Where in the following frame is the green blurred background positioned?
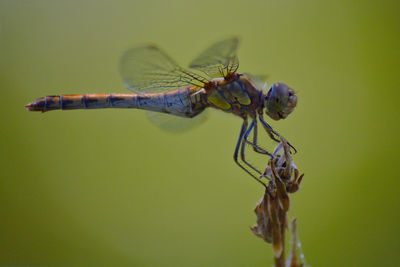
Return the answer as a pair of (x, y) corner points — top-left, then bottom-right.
(1, 0), (399, 266)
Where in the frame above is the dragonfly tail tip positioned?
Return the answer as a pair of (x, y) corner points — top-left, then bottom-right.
(24, 102), (34, 111)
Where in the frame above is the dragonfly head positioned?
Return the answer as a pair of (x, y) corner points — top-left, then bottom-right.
(264, 82), (297, 120)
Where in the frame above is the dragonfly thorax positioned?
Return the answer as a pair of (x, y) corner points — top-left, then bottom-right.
(203, 74), (263, 116)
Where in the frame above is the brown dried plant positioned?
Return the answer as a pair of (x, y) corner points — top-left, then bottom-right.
(251, 137), (306, 267)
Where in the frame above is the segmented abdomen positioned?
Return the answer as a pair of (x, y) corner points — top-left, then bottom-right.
(25, 87), (208, 118)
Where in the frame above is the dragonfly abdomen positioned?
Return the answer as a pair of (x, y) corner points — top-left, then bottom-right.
(25, 87), (207, 117)
(25, 94), (139, 112)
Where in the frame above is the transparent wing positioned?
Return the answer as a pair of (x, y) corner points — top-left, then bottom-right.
(120, 45), (209, 93)
(146, 110), (208, 133)
(244, 73), (269, 92)
(189, 37), (240, 78)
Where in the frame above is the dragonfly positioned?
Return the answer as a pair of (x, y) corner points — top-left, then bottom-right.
(25, 38), (297, 187)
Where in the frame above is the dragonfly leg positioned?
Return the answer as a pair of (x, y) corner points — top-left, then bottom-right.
(241, 120), (263, 175)
(258, 114), (280, 143)
(244, 118), (273, 156)
(233, 119), (266, 188)
(243, 118), (272, 156)
(259, 114), (297, 153)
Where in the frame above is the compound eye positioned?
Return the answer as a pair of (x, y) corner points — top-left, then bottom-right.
(288, 91), (293, 97)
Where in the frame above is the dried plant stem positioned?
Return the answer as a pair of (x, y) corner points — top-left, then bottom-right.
(274, 223), (286, 267)
(251, 138), (305, 267)
(288, 219), (300, 267)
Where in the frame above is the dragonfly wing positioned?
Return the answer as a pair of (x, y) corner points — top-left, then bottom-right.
(189, 37), (240, 78)
(146, 110), (208, 132)
(120, 45), (208, 93)
(244, 73), (269, 92)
